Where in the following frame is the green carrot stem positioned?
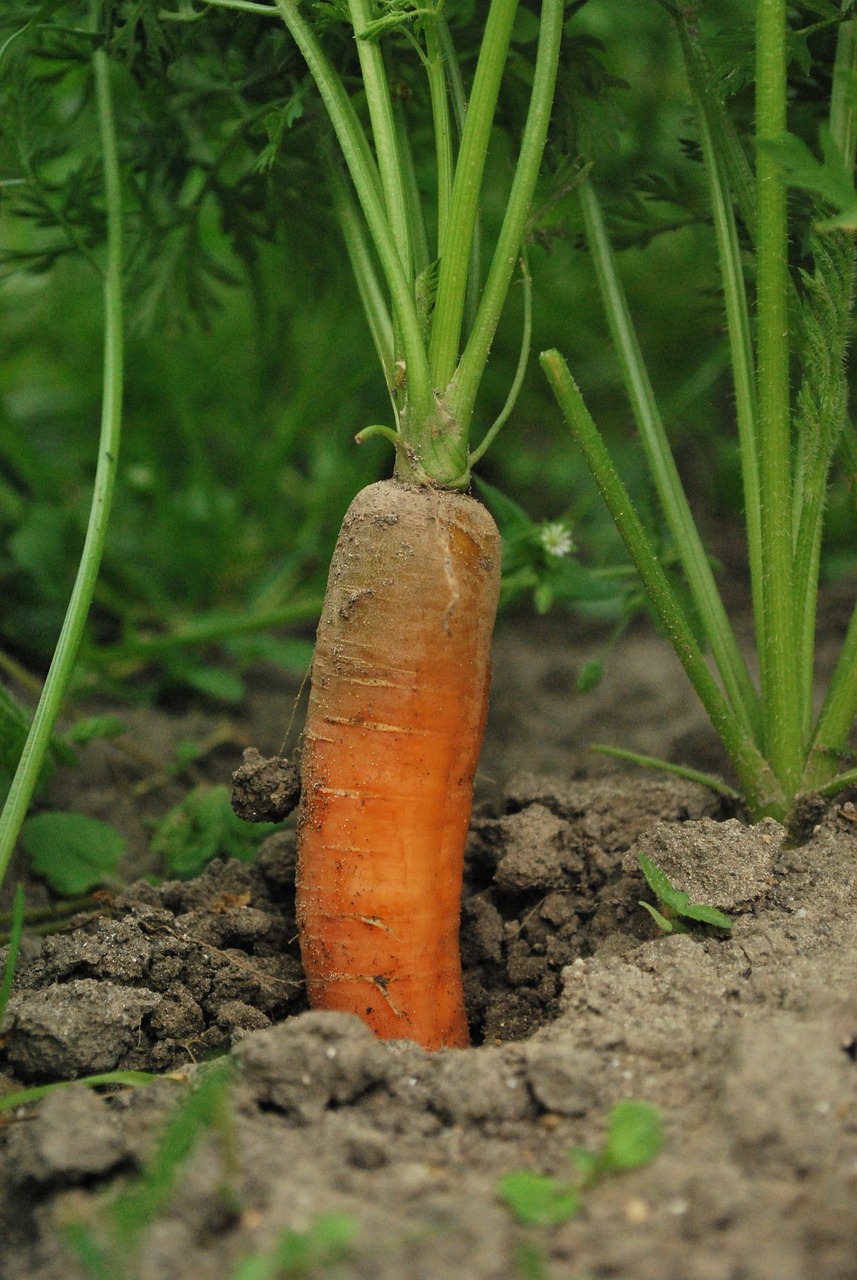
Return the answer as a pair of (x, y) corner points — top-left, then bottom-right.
(273, 0), (434, 429)
(468, 254), (532, 466)
(669, 7), (757, 240)
(577, 182), (762, 743)
(804, 593), (857, 789)
(437, 14), (481, 331)
(394, 103), (431, 280)
(830, 0), (857, 168)
(675, 22), (764, 652)
(754, 0), (803, 789)
(327, 155), (395, 391)
(541, 349), (784, 818)
(448, 0), (563, 435)
(425, 15), (454, 255)
(349, 0), (413, 283)
(428, 0), (519, 391)
(0, 47), (124, 891)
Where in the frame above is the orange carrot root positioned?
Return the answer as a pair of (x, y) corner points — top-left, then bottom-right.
(296, 479), (501, 1049)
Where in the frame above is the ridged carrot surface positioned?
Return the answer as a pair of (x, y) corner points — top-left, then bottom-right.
(296, 479), (501, 1049)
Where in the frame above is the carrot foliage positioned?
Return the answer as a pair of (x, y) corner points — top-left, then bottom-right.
(542, 1), (857, 825)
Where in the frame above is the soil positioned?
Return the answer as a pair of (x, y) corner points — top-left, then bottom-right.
(1, 609), (857, 1280)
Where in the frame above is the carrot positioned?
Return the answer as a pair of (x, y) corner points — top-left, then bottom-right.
(296, 478), (501, 1049)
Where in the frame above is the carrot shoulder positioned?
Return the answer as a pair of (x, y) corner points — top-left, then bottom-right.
(296, 479), (501, 1049)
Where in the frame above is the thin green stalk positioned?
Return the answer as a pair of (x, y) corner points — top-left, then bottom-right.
(273, 0), (434, 427)
(327, 153), (395, 390)
(394, 103), (431, 280)
(793, 4), (857, 751)
(447, 0), (563, 436)
(0, 46), (124, 890)
(755, 0), (803, 790)
(349, 0), (412, 283)
(468, 253), (532, 466)
(792, 232), (855, 739)
(804, 590), (857, 789)
(577, 182), (762, 743)
(541, 349), (783, 817)
(591, 746), (742, 801)
(830, 0), (857, 168)
(438, 14), (481, 331)
(0, 884), (24, 1030)
(428, 0), (519, 391)
(425, 15), (453, 255)
(667, 5), (757, 240)
(94, 595), (324, 666)
(674, 15), (764, 645)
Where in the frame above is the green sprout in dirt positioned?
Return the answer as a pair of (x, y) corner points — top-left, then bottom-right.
(637, 853), (733, 935)
(64, 1061), (236, 1280)
(499, 1099), (662, 1278)
(498, 1099), (664, 1226)
(542, 1), (857, 827)
(59, 1059), (356, 1280)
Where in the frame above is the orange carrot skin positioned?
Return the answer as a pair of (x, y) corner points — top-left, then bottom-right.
(296, 479), (501, 1050)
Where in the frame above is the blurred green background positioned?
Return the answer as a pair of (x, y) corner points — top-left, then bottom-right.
(0, 0), (853, 709)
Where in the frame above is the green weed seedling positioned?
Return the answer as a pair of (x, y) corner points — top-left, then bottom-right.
(150, 784), (280, 880)
(638, 853), (733, 935)
(230, 1214), (357, 1280)
(64, 1061), (235, 1280)
(499, 1099), (664, 1227)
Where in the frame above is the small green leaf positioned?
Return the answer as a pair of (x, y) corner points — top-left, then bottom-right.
(21, 812), (125, 895)
(512, 1240), (551, 1280)
(151, 785), (278, 879)
(497, 1171), (580, 1226)
(568, 1146), (600, 1180)
(638, 853), (679, 906)
(639, 900), (688, 934)
(534, 582), (554, 614)
(602, 1100), (663, 1172)
(677, 900), (733, 929)
(174, 662), (245, 704)
(63, 716), (127, 747)
(576, 658), (604, 693)
(638, 853), (732, 929)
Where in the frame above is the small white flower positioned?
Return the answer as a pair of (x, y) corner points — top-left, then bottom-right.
(539, 520), (573, 558)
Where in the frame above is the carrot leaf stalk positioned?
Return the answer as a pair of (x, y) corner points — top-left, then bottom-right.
(0, 42), (124, 888)
(542, 2), (857, 826)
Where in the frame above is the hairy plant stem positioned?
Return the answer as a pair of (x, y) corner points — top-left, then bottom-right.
(578, 182), (762, 743)
(541, 350), (783, 818)
(755, 0), (803, 792)
(0, 46), (124, 889)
